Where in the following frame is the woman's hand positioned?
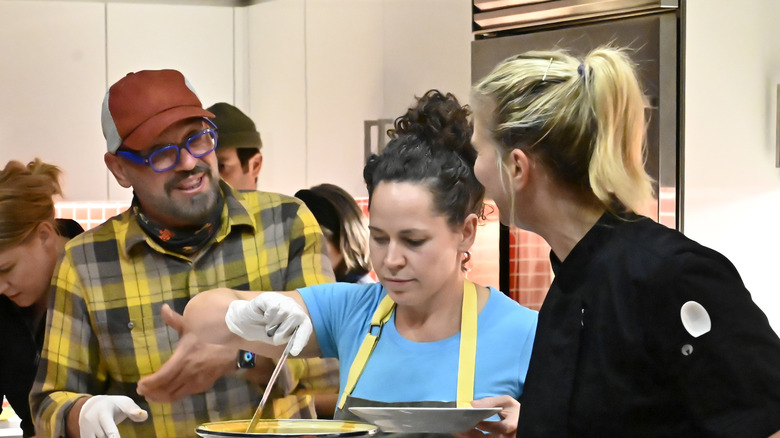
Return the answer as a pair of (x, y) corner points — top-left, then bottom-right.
(455, 395), (519, 438)
(225, 292), (312, 356)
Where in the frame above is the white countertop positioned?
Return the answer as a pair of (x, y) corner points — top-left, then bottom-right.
(0, 419), (22, 438)
(0, 408), (23, 438)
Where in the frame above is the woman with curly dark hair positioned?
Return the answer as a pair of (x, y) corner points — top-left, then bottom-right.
(171, 90), (538, 437)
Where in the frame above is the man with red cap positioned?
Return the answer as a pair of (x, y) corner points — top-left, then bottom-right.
(30, 69), (334, 438)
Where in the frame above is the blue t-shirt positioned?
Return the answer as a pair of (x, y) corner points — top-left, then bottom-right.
(298, 282), (538, 403)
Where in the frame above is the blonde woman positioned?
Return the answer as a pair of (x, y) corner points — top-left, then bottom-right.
(470, 47), (780, 437)
(0, 159), (83, 438)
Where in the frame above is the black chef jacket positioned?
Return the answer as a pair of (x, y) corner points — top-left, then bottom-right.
(0, 219), (83, 437)
(517, 213), (780, 437)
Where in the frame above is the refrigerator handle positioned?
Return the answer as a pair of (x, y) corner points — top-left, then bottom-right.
(364, 119), (394, 162)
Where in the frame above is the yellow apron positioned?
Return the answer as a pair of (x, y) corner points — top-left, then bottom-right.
(337, 280), (479, 410)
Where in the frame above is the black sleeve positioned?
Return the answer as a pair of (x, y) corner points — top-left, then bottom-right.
(660, 247), (780, 437)
(55, 218), (85, 239)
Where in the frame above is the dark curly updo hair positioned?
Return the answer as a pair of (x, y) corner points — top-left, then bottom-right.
(363, 89), (484, 228)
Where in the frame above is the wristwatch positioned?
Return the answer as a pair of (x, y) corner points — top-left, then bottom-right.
(237, 350), (256, 369)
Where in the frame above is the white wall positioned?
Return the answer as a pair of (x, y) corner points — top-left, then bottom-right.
(683, 0), (780, 331)
(381, 0), (472, 119)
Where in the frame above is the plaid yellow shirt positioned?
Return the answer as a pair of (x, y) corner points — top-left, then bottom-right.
(30, 183), (334, 437)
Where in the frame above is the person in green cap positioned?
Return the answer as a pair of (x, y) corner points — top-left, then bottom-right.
(208, 102), (263, 191)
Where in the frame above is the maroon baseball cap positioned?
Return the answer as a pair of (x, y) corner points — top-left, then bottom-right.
(101, 69), (214, 153)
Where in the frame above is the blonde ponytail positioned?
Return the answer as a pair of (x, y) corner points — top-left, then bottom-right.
(585, 48), (655, 213)
(473, 46), (655, 214)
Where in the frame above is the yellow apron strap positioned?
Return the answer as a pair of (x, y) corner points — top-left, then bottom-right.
(456, 280), (477, 408)
(337, 280), (479, 410)
(338, 295), (396, 409)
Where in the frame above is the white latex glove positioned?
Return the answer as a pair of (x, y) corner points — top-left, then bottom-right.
(225, 292), (312, 355)
(78, 395), (148, 438)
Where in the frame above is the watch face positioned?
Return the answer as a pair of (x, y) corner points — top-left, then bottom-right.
(238, 350), (256, 368)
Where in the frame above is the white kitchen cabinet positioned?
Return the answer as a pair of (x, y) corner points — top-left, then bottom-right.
(243, 0), (387, 198)
(303, 0), (384, 197)
(244, 0), (308, 196)
(0, 0), (106, 201)
(1, 0), (471, 201)
(380, 0), (472, 122)
(245, 0), (471, 198)
(0, 0), (235, 201)
(301, 0), (471, 198)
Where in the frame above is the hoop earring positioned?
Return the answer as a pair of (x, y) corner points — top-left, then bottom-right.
(461, 251), (472, 272)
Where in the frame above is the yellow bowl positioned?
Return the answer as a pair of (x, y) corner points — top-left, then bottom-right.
(195, 419), (378, 437)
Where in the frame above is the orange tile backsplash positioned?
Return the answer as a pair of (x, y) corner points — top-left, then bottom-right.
(55, 201), (131, 232)
(508, 229), (552, 311)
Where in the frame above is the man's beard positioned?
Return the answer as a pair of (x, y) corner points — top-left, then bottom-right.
(159, 164), (221, 225)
